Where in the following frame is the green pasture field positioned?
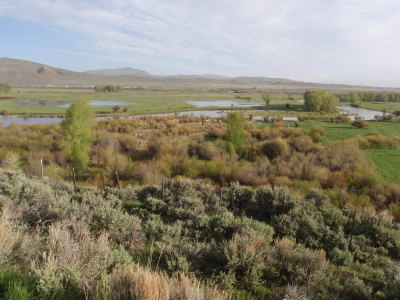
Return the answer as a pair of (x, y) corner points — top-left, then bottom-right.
(299, 119), (400, 141)
(0, 88), (303, 115)
(359, 102), (400, 113)
(365, 148), (400, 184)
(298, 119), (400, 184)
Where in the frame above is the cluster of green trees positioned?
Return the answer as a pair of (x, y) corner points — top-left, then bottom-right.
(94, 84), (122, 92)
(336, 91), (400, 103)
(304, 90), (339, 112)
(0, 82), (11, 93)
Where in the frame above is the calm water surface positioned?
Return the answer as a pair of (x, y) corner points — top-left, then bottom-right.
(2, 105), (383, 127)
(187, 100), (263, 107)
(57, 100), (135, 108)
(337, 105), (383, 120)
(0, 110), (298, 126)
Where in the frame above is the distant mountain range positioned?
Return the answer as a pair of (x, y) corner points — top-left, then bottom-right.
(85, 67), (151, 77)
(0, 57), (395, 90)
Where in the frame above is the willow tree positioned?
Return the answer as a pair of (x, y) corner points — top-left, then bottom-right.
(263, 94), (272, 109)
(225, 112), (245, 153)
(62, 99), (93, 174)
(304, 90), (338, 112)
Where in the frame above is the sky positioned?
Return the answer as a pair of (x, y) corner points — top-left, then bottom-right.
(0, 0), (400, 86)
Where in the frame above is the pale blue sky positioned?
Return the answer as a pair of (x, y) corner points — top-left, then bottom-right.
(1, 0), (400, 86)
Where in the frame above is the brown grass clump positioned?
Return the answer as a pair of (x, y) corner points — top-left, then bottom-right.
(0, 210), (16, 263)
(110, 264), (229, 300)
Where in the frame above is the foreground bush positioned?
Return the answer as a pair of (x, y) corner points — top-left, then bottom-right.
(0, 170), (399, 299)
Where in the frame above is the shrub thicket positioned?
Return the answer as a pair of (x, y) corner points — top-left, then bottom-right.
(0, 171), (399, 299)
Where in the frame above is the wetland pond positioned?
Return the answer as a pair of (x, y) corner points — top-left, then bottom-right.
(55, 99), (262, 108)
(0, 103), (384, 127)
(187, 100), (263, 107)
(57, 100), (135, 108)
(0, 110), (297, 127)
(338, 105), (383, 120)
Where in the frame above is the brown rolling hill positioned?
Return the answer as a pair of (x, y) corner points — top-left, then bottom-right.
(0, 57), (394, 91)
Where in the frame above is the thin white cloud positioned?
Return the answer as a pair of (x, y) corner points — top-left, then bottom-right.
(1, 0), (400, 84)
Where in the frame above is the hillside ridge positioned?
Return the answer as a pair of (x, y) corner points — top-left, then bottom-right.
(0, 57), (390, 89)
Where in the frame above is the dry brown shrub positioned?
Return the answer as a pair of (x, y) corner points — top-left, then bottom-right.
(352, 119), (368, 128)
(273, 238), (327, 285)
(302, 166), (329, 184)
(111, 265), (170, 300)
(368, 183), (400, 208)
(132, 163), (162, 185)
(326, 171), (348, 188)
(93, 145), (130, 175)
(232, 165), (264, 186)
(118, 134), (139, 153)
(283, 285), (310, 300)
(0, 210), (16, 263)
(110, 265), (229, 300)
(273, 121), (285, 127)
(308, 126), (325, 142)
(291, 135), (316, 153)
(207, 127), (225, 139)
(274, 176), (292, 187)
(263, 138), (289, 160)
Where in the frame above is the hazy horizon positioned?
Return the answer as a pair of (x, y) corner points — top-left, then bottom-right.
(1, 0), (400, 87)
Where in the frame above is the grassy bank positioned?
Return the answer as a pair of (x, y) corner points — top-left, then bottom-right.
(366, 147), (400, 184)
(358, 101), (400, 113)
(299, 119), (400, 141)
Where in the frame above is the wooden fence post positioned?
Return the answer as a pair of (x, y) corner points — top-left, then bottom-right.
(162, 174), (165, 201)
(40, 158), (44, 178)
(115, 172), (121, 190)
(349, 211), (356, 251)
(72, 168), (77, 193)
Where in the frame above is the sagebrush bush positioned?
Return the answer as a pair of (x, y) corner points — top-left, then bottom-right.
(0, 169), (399, 299)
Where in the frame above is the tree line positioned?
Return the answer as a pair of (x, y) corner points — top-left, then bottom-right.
(94, 84), (122, 92)
(336, 91), (400, 103)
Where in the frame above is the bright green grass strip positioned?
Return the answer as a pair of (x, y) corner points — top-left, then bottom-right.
(365, 147), (400, 184)
(359, 102), (400, 113)
(299, 120), (400, 141)
(299, 120), (400, 184)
